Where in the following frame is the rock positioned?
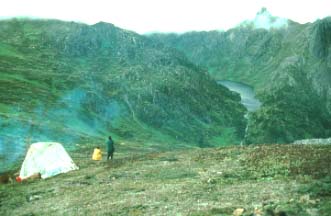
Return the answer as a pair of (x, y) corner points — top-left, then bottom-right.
(306, 208), (319, 216)
(299, 194), (310, 204)
(308, 199), (317, 205)
(26, 195), (42, 202)
(207, 178), (216, 184)
(310, 18), (331, 58)
(254, 208), (263, 216)
(233, 208), (245, 216)
(293, 137), (331, 145)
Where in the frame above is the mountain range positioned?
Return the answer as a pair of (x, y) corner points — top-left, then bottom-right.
(149, 9), (331, 144)
(1, 9), (331, 171)
(0, 18), (247, 170)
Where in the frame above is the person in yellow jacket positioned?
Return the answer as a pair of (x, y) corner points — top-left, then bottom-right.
(92, 147), (102, 161)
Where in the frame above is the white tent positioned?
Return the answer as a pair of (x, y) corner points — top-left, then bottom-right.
(19, 142), (79, 179)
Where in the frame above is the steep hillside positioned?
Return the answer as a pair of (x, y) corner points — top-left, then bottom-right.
(149, 11), (331, 144)
(0, 19), (247, 171)
(148, 9), (308, 88)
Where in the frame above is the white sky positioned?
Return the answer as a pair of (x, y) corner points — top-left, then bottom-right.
(0, 0), (330, 33)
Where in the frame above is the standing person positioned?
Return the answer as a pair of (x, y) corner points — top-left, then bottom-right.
(106, 136), (115, 160)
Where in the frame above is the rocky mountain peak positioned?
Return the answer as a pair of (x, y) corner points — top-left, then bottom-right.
(252, 7), (288, 30)
(311, 17), (331, 58)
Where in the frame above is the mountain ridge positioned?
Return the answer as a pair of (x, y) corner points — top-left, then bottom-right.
(0, 18), (247, 171)
(148, 15), (331, 144)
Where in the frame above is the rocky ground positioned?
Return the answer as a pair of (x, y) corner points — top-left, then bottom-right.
(1, 144), (331, 215)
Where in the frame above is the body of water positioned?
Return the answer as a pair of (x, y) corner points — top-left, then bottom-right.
(218, 80), (261, 112)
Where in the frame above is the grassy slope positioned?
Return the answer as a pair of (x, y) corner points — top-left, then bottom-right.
(0, 19), (246, 146)
(0, 18), (248, 172)
(1, 144), (331, 215)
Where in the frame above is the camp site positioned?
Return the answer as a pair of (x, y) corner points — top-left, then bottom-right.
(1, 140), (331, 215)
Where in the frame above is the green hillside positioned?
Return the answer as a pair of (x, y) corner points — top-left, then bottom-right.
(0, 19), (247, 171)
(149, 12), (331, 144)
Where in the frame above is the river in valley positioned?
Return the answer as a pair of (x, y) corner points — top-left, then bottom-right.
(218, 80), (262, 112)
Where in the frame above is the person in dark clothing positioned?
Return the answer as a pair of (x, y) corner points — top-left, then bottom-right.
(106, 136), (115, 160)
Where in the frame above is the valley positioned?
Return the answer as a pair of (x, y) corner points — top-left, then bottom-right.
(151, 12), (331, 145)
(0, 7), (331, 216)
(1, 12), (331, 170)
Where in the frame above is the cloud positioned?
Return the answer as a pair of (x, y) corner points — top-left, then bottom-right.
(1, 0), (329, 33)
(252, 7), (288, 30)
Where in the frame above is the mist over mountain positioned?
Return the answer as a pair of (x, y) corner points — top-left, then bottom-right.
(149, 10), (331, 144)
(0, 19), (247, 170)
(1, 8), (331, 172)
(1, 8), (331, 216)
(241, 7), (289, 30)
